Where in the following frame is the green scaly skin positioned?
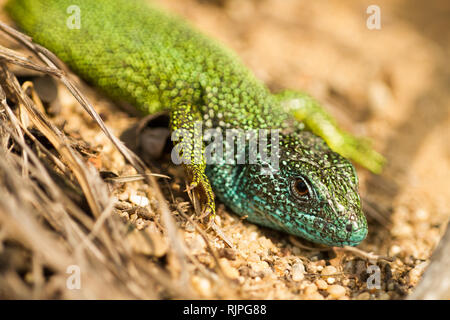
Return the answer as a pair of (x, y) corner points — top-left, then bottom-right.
(6, 0), (384, 246)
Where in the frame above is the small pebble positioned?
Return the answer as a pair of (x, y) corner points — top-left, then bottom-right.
(248, 241), (261, 253)
(315, 279), (328, 290)
(321, 265), (337, 276)
(118, 211), (129, 219)
(249, 232), (258, 241)
(389, 245), (402, 256)
(391, 223), (413, 238)
(249, 261), (270, 276)
(414, 208), (429, 221)
(292, 246), (302, 256)
(408, 262), (428, 286)
(305, 292), (324, 300)
(248, 253), (261, 262)
(188, 234), (207, 254)
(326, 277), (336, 284)
(356, 292), (371, 300)
(258, 236), (273, 249)
(291, 261), (305, 282)
(219, 248), (237, 260)
(327, 285), (346, 299)
(304, 284), (318, 295)
(135, 218), (145, 230)
(220, 258), (240, 279)
(129, 194), (149, 207)
(273, 260), (289, 277)
(115, 201), (132, 210)
(317, 260), (326, 266)
(118, 191), (129, 201)
(191, 276), (212, 297)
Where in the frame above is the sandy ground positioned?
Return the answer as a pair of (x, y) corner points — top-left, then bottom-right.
(0, 0), (448, 299)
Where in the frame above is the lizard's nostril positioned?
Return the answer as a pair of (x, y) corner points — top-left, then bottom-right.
(346, 223), (353, 232)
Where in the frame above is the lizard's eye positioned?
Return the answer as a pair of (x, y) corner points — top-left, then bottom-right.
(291, 177), (311, 201)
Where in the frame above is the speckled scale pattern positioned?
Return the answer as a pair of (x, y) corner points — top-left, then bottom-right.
(7, 0), (285, 129)
(7, 0), (368, 246)
(207, 130), (367, 246)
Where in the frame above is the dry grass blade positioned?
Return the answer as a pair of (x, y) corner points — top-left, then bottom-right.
(3, 21), (191, 286)
(0, 63), (108, 219)
(0, 21), (196, 299)
(105, 173), (171, 183)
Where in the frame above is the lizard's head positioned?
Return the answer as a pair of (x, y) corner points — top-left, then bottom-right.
(242, 130), (367, 246)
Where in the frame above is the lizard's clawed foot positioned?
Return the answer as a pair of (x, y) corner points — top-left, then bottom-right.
(185, 167), (216, 220)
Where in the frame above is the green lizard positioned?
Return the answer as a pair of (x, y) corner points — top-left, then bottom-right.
(6, 0), (384, 246)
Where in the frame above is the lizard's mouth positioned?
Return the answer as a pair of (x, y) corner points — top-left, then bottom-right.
(345, 224), (368, 246)
(287, 212), (368, 247)
(247, 205), (367, 246)
(311, 215), (368, 247)
(330, 226), (367, 247)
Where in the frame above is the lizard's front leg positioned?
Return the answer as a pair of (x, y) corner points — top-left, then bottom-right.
(170, 104), (216, 219)
(275, 90), (385, 174)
